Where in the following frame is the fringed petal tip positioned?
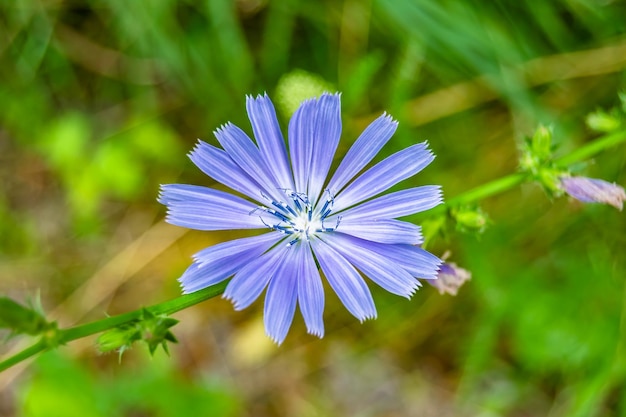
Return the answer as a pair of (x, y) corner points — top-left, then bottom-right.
(213, 122), (233, 137)
(379, 111), (399, 127)
(187, 138), (207, 158)
(433, 185), (445, 203)
(357, 312), (378, 324)
(307, 327), (325, 339)
(414, 257), (444, 281)
(179, 281), (194, 295)
(221, 293), (245, 311)
(420, 141), (436, 161)
(404, 280), (423, 299)
(157, 184), (175, 205)
(245, 91), (270, 101)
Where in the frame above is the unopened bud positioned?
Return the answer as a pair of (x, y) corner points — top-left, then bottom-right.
(586, 110), (621, 132)
(531, 125), (553, 160)
(560, 176), (625, 210)
(429, 262), (472, 296)
(452, 206), (488, 233)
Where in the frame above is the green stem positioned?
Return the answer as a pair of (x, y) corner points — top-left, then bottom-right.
(555, 130), (626, 167)
(433, 128), (626, 213)
(0, 339), (48, 372)
(2, 129), (626, 374)
(444, 173), (528, 208)
(0, 281), (228, 372)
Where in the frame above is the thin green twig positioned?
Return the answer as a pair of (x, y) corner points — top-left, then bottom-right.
(0, 281), (228, 372)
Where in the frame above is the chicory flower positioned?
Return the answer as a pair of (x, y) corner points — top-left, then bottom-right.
(159, 93), (443, 344)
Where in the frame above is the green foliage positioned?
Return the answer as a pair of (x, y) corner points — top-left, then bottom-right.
(0, 297), (53, 336)
(19, 352), (242, 417)
(459, 209), (626, 416)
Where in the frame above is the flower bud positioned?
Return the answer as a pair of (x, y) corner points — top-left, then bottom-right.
(559, 176), (625, 210)
(429, 262), (472, 296)
(530, 125), (553, 160)
(97, 326), (141, 353)
(586, 110), (621, 133)
(452, 206), (488, 233)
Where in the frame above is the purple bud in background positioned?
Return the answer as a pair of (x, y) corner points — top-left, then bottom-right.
(429, 263), (471, 296)
(559, 176), (625, 210)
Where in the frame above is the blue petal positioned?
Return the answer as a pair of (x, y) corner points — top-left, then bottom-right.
(311, 239), (377, 322)
(331, 234), (441, 279)
(296, 242), (324, 337)
(223, 245), (287, 310)
(264, 248), (299, 345)
(246, 94), (295, 191)
(159, 184), (263, 230)
(288, 98), (317, 194)
(334, 185), (443, 220)
(326, 113), (398, 195)
(214, 123), (284, 203)
(336, 219), (423, 245)
(322, 235), (420, 298)
(332, 142), (435, 213)
(193, 232), (283, 267)
(189, 141), (264, 202)
(307, 93), (342, 205)
(181, 233), (284, 293)
(178, 262), (231, 294)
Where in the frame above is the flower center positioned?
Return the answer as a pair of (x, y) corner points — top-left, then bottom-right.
(252, 189), (341, 246)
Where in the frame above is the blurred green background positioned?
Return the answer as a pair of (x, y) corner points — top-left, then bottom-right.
(1, 0), (626, 416)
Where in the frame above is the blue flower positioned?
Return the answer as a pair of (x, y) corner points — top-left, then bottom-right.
(159, 93), (443, 344)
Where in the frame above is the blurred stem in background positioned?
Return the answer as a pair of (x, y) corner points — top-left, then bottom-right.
(1, 127), (624, 373)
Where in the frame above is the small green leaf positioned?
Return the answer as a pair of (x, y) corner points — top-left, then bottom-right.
(96, 309), (179, 359)
(0, 297), (53, 336)
(141, 312), (179, 357)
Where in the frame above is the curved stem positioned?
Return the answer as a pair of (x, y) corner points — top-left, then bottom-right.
(555, 130), (626, 166)
(0, 281), (228, 373)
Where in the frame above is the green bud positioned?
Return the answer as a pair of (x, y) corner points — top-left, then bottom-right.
(586, 110), (621, 132)
(452, 206), (489, 233)
(96, 310), (179, 359)
(97, 325), (141, 353)
(530, 125), (552, 161)
(519, 152), (539, 175)
(0, 297), (53, 336)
